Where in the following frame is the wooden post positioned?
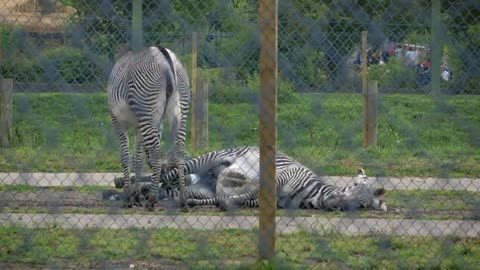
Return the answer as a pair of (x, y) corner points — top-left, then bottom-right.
(131, 0), (143, 51)
(430, 0), (441, 96)
(191, 32), (199, 151)
(367, 80), (378, 146)
(196, 79), (209, 149)
(361, 31), (369, 148)
(0, 78), (13, 147)
(259, 0), (278, 260)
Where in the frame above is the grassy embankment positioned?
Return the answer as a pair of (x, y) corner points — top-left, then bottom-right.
(0, 92), (479, 177)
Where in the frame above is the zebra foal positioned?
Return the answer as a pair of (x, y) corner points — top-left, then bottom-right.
(107, 46), (191, 209)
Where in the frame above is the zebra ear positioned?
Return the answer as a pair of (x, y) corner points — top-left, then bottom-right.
(357, 168), (366, 176)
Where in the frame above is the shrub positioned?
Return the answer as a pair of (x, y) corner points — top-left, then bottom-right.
(0, 24), (19, 55)
(208, 73), (303, 104)
(0, 54), (44, 82)
(368, 57), (417, 92)
(37, 47), (108, 84)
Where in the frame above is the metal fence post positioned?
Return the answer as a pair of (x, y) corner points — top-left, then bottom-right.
(431, 0), (441, 96)
(197, 79), (209, 149)
(361, 30), (369, 148)
(191, 32), (198, 152)
(259, 0), (278, 261)
(0, 78), (13, 147)
(131, 0), (143, 51)
(367, 80), (378, 146)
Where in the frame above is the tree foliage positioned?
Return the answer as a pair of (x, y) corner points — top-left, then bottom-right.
(51, 0), (479, 92)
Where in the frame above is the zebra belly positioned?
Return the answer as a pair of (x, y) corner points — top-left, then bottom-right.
(216, 153), (260, 197)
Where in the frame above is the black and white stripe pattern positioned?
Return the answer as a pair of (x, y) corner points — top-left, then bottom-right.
(158, 146), (387, 211)
(107, 46), (191, 208)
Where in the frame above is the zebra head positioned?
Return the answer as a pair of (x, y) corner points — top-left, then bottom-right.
(342, 168), (387, 211)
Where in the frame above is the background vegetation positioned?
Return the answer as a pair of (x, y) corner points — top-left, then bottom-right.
(1, 0), (479, 93)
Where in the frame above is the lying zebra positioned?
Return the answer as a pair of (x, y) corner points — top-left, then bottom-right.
(111, 146), (387, 211)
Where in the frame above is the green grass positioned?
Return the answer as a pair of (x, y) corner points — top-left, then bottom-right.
(0, 226), (479, 269)
(0, 92), (479, 177)
(387, 190), (480, 211)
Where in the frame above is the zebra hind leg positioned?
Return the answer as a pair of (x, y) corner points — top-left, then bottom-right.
(111, 117), (138, 207)
(186, 198), (219, 208)
(132, 129), (147, 205)
(139, 127), (163, 211)
(185, 197), (248, 211)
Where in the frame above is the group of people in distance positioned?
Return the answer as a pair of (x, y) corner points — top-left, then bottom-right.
(355, 41), (453, 87)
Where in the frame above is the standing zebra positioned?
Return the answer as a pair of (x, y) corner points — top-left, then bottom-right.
(107, 46), (191, 209)
(113, 146), (387, 211)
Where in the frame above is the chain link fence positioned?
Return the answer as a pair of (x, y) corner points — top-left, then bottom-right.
(0, 0), (479, 268)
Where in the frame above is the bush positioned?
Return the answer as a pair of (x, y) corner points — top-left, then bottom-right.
(1, 47), (109, 84)
(281, 48), (328, 91)
(0, 24), (19, 56)
(368, 57), (417, 92)
(0, 54), (44, 82)
(37, 47), (108, 84)
(208, 73), (303, 104)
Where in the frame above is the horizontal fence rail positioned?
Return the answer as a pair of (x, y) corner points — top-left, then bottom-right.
(1, 173), (479, 191)
(1, 214), (479, 238)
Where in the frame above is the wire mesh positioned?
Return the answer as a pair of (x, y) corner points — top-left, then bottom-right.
(0, 0), (479, 269)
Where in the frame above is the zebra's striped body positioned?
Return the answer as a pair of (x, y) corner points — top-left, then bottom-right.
(107, 46), (191, 209)
(157, 146), (387, 211)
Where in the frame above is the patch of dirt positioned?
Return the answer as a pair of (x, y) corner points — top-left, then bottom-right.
(0, 189), (478, 219)
(0, 191), (103, 208)
(0, 189), (214, 212)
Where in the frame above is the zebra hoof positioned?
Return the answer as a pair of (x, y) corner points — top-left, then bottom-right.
(114, 177), (124, 189)
(144, 196), (157, 211)
(122, 197), (134, 208)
